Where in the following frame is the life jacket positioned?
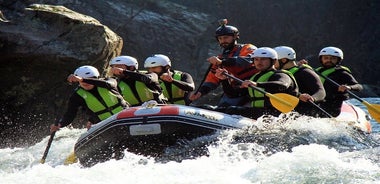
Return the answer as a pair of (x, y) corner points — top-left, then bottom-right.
(118, 80), (154, 106)
(248, 70), (297, 108)
(219, 44), (257, 92)
(76, 87), (124, 121)
(160, 70), (186, 105)
(315, 66), (351, 84)
(288, 64), (313, 75)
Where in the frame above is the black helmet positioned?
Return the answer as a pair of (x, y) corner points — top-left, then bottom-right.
(215, 19), (239, 39)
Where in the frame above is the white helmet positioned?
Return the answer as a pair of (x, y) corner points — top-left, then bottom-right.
(74, 65), (100, 78)
(144, 54), (171, 68)
(274, 46), (296, 60)
(319, 46), (344, 60)
(110, 56), (138, 68)
(252, 47), (278, 60)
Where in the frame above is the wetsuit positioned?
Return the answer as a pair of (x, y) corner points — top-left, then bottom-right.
(160, 69), (195, 105)
(225, 69), (299, 119)
(198, 43), (258, 107)
(57, 78), (128, 127)
(288, 65), (326, 117)
(316, 65), (362, 117)
(118, 70), (166, 106)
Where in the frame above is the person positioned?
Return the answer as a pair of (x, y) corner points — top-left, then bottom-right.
(109, 55), (166, 106)
(274, 46), (326, 117)
(315, 46), (363, 117)
(189, 19), (258, 107)
(144, 54), (195, 105)
(221, 47), (299, 119)
(50, 65), (128, 132)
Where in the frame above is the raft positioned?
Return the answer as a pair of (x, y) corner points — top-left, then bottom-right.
(73, 101), (371, 167)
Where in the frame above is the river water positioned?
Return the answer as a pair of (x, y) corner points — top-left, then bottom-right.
(1, 98), (380, 184)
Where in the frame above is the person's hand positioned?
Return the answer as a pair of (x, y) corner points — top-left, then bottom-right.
(111, 67), (124, 76)
(50, 124), (61, 133)
(297, 59), (308, 66)
(67, 74), (82, 83)
(215, 68), (228, 80)
(86, 121), (92, 130)
(207, 56), (222, 65)
(240, 80), (256, 88)
(299, 93), (314, 102)
(160, 73), (173, 82)
(189, 91), (202, 101)
(338, 85), (351, 92)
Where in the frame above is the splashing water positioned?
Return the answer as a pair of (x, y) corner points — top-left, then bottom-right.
(1, 99), (380, 184)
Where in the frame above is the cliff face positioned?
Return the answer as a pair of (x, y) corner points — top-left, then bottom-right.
(0, 0), (379, 147)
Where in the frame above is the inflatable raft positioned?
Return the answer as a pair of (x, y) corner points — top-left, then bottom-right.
(73, 101), (371, 167)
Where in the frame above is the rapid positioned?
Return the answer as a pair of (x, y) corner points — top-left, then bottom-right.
(1, 98), (380, 184)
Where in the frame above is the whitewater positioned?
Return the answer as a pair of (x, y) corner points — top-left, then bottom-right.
(1, 98), (379, 184)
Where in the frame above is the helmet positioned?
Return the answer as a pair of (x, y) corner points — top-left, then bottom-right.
(319, 46), (344, 60)
(144, 54), (171, 68)
(252, 47), (278, 60)
(274, 46), (296, 60)
(74, 65), (100, 78)
(110, 56), (138, 68)
(215, 19), (239, 38)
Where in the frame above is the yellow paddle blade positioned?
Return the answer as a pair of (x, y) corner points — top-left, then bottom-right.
(363, 102), (380, 123)
(267, 93), (299, 113)
(64, 152), (78, 165)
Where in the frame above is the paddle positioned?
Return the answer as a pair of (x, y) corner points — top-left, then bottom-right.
(193, 63), (212, 95)
(308, 100), (333, 118)
(222, 72), (299, 113)
(40, 128), (57, 164)
(315, 70), (380, 123)
(64, 151), (78, 165)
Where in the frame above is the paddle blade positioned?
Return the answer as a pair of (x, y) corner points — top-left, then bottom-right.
(64, 151), (78, 165)
(363, 102), (380, 123)
(267, 93), (299, 113)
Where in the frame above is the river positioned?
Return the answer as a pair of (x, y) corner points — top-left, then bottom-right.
(1, 98), (379, 184)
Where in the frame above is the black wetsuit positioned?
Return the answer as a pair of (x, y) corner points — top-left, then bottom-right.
(290, 66), (326, 117)
(317, 66), (362, 117)
(159, 69), (195, 105)
(119, 70), (166, 105)
(57, 78), (128, 127)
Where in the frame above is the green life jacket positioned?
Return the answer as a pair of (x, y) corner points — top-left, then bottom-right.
(248, 70), (297, 108)
(288, 64), (313, 75)
(248, 71), (274, 108)
(76, 87), (123, 121)
(160, 70), (186, 105)
(315, 66), (351, 84)
(118, 80), (154, 106)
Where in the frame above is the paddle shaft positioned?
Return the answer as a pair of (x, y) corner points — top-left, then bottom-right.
(316, 71), (363, 102)
(194, 63), (212, 95)
(308, 100), (333, 118)
(222, 72), (267, 94)
(40, 131), (56, 164)
(315, 69), (380, 123)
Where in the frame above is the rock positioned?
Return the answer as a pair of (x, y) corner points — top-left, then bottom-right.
(0, 4), (122, 148)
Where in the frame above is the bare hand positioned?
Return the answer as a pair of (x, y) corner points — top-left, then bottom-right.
(67, 74), (82, 83)
(189, 91), (202, 101)
(299, 93), (314, 102)
(297, 59), (309, 66)
(160, 73), (173, 82)
(50, 124), (61, 133)
(240, 80), (256, 88)
(338, 85), (351, 92)
(207, 56), (222, 65)
(111, 67), (124, 76)
(215, 68), (228, 80)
